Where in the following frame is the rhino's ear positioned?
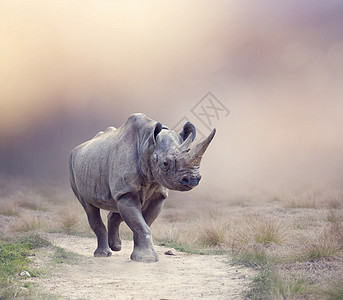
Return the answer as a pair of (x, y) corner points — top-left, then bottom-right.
(179, 122), (196, 142)
(152, 122), (163, 144)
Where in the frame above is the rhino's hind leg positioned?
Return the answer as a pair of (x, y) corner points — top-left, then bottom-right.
(84, 203), (112, 257)
(107, 212), (122, 251)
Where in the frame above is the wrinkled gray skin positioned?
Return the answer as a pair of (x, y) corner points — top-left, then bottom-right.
(69, 113), (215, 262)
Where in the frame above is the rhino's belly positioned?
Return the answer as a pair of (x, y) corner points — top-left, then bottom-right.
(86, 194), (119, 212)
(76, 182), (119, 212)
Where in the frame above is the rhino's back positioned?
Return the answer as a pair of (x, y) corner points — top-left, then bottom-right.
(72, 126), (119, 165)
(69, 118), (147, 210)
(93, 126), (116, 138)
(69, 126), (123, 209)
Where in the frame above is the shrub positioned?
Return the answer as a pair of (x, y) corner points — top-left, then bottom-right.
(197, 218), (229, 247)
(13, 215), (46, 233)
(321, 278), (343, 300)
(301, 224), (342, 260)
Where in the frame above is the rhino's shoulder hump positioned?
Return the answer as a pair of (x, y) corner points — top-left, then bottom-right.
(129, 112), (147, 118)
(105, 126), (116, 132)
(126, 113), (155, 130)
(93, 131), (105, 138)
(128, 113), (151, 123)
(93, 126), (117, 139)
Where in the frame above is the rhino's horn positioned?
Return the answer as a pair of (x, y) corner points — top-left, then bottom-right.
(187, 128), (216, 165)
(179, 132), (193, 152)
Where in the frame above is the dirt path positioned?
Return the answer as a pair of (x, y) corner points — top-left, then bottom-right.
(39, 233), (251, 299)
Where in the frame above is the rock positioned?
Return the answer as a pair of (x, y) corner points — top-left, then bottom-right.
(19, 271), (31, 277)
(164, 250), (175, 256)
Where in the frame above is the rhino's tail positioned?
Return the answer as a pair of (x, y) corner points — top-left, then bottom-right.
(69, 150), (79, 199)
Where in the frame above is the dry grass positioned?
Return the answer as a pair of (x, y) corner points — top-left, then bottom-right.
(246, 266), (312, 299)
(321, 278), (343, 300)
(1, 178), (343, 299)
(327, 209), (343, 223)
(325, 189), (343, 209)
(155, 212), (285, 255)
(12, 215), (47, 233)
(0, 200), (19, 216)
(0, 190), (48, 213)
(17, 194), (47, 211)
(232, 244), (270, 268)
(155, 187), (343, 298)
(196, 217), (229, 246)
(55, 201), (85, 234)
(59, 213), (80, 233)
(247, 216), (284, 244)
(283, 191), (318, 209)
(218, 215), (286, 251)
(266, 271), (310, 299)
(153, 225), (183, 245)
(301, 224), (343, 260)
(327, 198), (343, 209)
(283, 188), (343, 210)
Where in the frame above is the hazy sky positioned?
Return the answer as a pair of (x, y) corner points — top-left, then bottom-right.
(0, 0), (342, 190)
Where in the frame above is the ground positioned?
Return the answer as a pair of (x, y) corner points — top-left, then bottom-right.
(36, 233), (251, 300)
(0, 178), (342, 299)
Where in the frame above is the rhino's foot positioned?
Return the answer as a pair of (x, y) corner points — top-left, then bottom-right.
(130, 248), (159, 263)
(109, 241), (122, 252)
(94, 247), (112, 257)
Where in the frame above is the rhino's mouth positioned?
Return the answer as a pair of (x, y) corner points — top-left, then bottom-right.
(165, 181), (193, 191)
(179, 184), (193, 191)
(165, 180), (193, 191)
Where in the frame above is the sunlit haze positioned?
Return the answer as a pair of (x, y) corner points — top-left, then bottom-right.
(1, 0), (342, 192)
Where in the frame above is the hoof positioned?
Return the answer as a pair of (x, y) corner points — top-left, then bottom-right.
(109, 242), (122, 252)
(94, 248), (112, 257)
(130, 249), (159, 263)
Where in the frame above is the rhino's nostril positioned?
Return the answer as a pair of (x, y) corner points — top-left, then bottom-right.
(181, 175), (201, 187)
(181, 176), (189, 185)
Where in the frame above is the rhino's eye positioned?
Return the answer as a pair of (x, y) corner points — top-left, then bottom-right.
(161, 158), (176, 172)
(161, 159), (170, 172)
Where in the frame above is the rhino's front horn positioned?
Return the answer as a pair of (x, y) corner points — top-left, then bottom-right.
(187, 128), (216, 165)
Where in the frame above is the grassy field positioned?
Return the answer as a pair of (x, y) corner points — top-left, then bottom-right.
(0, 178), (342, 299)
(0, 232), (80, 299)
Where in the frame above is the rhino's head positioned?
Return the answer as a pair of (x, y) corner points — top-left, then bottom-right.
(148, 122), (216, 191)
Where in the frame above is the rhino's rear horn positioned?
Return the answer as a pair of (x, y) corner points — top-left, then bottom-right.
(187, 128), (216, 165)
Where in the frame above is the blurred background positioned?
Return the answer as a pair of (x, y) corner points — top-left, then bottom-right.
(0, 0), (342, 194)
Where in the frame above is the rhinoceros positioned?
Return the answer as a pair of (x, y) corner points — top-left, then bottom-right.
(69, 113), (215, 262)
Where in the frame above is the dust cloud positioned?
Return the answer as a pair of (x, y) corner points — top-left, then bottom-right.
(0, 0), (342, 193)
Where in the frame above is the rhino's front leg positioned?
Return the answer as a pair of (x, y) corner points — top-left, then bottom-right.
(117, 193), (158, 263)
(143, 193), (166, 227)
